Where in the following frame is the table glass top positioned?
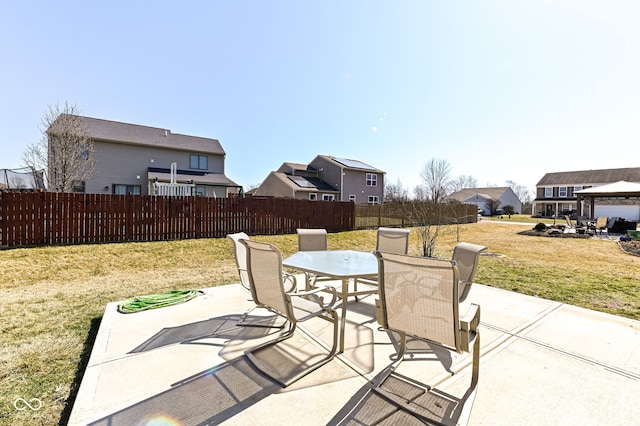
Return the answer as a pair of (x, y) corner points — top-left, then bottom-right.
(283, 250), (378, 278)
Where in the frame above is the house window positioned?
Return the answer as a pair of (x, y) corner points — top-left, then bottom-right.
(366, 173), (377, 187)
(72, 180), (85, 193)
(309, 193), (317, 201)
(114, 184), (141, 195)
(322, 194), (335, 201)
(544, 187), (553, 198)
(190, 154), (208, 170)
(348, 194), (356, 202)
(368, 195), (380, 204)
(194, 187), (206, 196)
(574, 186), (582, 192)
(559, 186), (567, 197)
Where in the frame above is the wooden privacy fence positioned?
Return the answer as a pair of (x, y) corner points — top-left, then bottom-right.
(0, 192), (355, 248)
(355, 202), (478, 229)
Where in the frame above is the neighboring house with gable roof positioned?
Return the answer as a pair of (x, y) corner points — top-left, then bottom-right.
(533, 167), (640, 219)
(56, 116), (241, 197)
(447, 187), (522, 215)
(254, 155), (385, 203)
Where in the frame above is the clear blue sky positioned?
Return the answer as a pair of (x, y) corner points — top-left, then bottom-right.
(2, 1), (640, 195)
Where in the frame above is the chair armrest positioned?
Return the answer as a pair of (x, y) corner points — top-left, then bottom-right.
(290, 286), (338, 309)
(282, 272), (297, 293)
(460, 303), (480, 332)
(459, 303), (480, 353)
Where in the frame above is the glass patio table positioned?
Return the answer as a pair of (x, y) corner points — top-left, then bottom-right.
(282, 250), (378, 353)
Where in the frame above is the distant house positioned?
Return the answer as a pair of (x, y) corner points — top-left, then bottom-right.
(254, 155), (385, 203)
(53, 116), (241, 197)
(532, 167), (640, 220)
(447, 187), (522, 215)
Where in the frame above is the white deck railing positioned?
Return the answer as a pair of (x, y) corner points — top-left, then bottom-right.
(152, 182), (194, 196)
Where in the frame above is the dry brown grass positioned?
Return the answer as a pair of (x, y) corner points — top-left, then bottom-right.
(1, 222), (639, 424)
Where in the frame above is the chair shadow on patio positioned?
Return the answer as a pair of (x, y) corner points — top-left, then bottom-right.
(88, 356), (281, 426)
(94, 312), (365, 425)
(129, 313), (284, 354)
(327, 362), (475, 425)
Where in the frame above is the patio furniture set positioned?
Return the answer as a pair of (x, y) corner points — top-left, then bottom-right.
(227, 228), (487, 424)
(564, 215), (638, 236)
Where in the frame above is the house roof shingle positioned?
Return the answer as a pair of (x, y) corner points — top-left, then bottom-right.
(536, 167), (640, 187)
(71, 115), (226, 155)
(447, 187), (511, 202)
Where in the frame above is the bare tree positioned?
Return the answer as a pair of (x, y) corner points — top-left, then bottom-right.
(413, 184), (428, 201)
(406, 202), (463, 257)
(506, 180), (533, 205)
(8, 175), (27, 189)
(450, 174), (478, 192)
(22, 102), (94, 192)
(419, 158), (452, 203)
(384, 178), (409, 202)
(486, 198), (502, 215)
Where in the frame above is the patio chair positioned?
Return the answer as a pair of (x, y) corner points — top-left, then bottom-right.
(376, 227), (411, 254)
(595, 216), (608, 235)
(575, 216), (590, 234)
(564, 215), (576, 233)
(227, 232), (295, 328)
(577, 216), (590, 227)
(241, 239), (339, 387)
(354, 227), (411, 293)
(296, 228), (333, 289)
(453, 242), (487, 302)
(297, 228), (328, 251)
(373, 251), (480, 424)
(227, 232), (251, 291)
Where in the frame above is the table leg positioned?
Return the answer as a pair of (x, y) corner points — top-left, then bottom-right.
(338, 277), (349, 353)
(304, 273), (311, 291)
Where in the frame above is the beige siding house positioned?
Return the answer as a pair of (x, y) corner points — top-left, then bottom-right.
(254, 156), (385, 203)
(66, 116), (240, 197)
(447, 187), (522, 215)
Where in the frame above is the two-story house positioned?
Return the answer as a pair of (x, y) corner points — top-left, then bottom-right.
(446, 187), (522, 215)
(254, 155), (385, 203)
(53, 116), (241, 197)
(532, 167), (640, 220)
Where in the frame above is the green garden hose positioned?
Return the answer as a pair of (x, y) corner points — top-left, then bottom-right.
(117, 290), (201, 313)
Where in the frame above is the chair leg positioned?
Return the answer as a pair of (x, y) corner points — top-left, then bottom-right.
(245, 310), (339, 387)
(470, 331), (480, 389)
(237, 306), (286, 328)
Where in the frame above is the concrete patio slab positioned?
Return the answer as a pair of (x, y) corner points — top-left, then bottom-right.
(68, 280), (640, 425)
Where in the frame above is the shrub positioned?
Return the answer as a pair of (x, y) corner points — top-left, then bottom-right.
(534, 222), (547, 231)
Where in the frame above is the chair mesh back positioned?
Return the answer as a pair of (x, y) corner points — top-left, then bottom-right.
(376, 227), (410, 254)
(377, 252), (459, 350)
(227, 232), (250, 287)
(452, 242), (487, 284)
(242, 240), (288, 314)
(297, 228), (328, 251)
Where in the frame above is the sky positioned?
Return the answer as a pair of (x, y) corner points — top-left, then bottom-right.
(2, 1), (640, 196)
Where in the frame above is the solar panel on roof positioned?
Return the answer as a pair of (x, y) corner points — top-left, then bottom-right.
(289, 175), (315, 188)
(332, 157), (377, 170)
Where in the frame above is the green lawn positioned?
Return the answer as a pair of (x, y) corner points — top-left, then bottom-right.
(1, 221), (639, 425)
